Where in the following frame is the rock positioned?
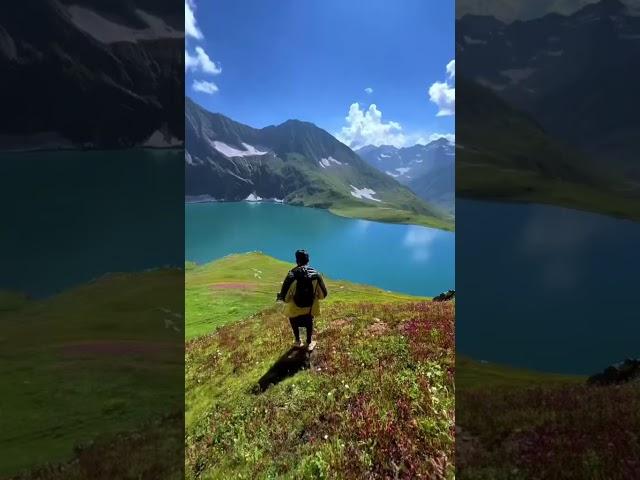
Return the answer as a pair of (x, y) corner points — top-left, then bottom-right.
(433, 289), (455, 302)
(588, 358), (640, 386)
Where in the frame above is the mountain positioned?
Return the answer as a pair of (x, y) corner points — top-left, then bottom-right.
(356, 140), (455, 214)
(0, 1), (183, 150)
(456, 0), (608, 22)
(456, 77), (640, 221)
(185, 253), (454, 479)
(457, 0), (640, 180)
(185, 98), (452, 229)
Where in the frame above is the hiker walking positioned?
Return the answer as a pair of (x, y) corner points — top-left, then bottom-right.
(277, 249), (328, 351)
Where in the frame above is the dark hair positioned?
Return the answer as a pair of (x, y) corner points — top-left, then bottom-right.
(295, 249), (309, 265)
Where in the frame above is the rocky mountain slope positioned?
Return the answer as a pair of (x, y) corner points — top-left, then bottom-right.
(185, 98), (452, 229)
(357, 140), (455, 214)
(0, 0), (183, 150)
(457, 0), (640, 179)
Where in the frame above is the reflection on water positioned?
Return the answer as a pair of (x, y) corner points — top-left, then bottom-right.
(403, 226), (439, 262)
(457, 199), (640, 374)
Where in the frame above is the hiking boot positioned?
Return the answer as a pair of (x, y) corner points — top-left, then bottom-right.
(306, 340), (317, 351)
(293, 340), (304, 348)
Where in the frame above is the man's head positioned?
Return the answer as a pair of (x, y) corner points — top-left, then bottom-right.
(295, 249), (309, 266)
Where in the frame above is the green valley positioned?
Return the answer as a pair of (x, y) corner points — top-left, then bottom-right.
(456, 79), (640, 222)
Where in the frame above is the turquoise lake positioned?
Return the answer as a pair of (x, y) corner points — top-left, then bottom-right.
(185, 202), (455, 297)
(457, 199), (640, 374)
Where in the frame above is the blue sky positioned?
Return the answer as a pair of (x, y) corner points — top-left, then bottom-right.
(186, 0), (454, 148)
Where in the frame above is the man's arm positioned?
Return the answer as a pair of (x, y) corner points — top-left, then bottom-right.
(277, 270), (295, 301)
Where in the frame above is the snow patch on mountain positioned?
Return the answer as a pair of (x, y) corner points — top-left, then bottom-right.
(319, 156), (344, 168)
(213, 141), (268, 158)
(67, 6), (183, 44)
(350, 185), (382, 202)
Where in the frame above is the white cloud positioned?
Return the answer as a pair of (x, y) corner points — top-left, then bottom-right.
(185, 0), (203, 40)
(186, 46), (221, 75)
(446, 59), (455, 79)
(428, 59), (456, 116)
(192, 80), (219, 94)
(364, 87), (373, 94)
(337, 103), (406, 149)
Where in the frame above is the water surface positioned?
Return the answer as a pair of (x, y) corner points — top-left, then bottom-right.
(185, 202), (455, 297)
(457, 199), (640, 374)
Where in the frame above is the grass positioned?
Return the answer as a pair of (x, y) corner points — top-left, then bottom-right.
(456, 78), (640, 223)
(457, 161), (640, 223)
(185, 253), (455, 479)
(185, 252), (424, 339)
(0, 270), (184, 477)
(456, 358), (640, 479)
(330, 204), (454, 231)
(268, 156), (455, 231)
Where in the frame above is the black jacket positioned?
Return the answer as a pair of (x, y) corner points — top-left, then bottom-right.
(277, 265), (328, 301)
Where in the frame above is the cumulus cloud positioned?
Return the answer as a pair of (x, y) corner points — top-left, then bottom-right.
(185, 0), (203, 40)
(364, 87), (373, 94)
(446, 59), (455, 79)
(186, 46), (221, 75)
(192, 80), (219, 94)
(337, 103), (406, 149)
(428, 59), (455, 116)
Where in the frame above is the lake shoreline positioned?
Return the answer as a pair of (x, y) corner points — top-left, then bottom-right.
(184, 197), (455, 231)
(186, 202), (455, 297)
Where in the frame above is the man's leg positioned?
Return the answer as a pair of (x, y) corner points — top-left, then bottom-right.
(303, 315), (313, 344)
(289, 317), (300, 343)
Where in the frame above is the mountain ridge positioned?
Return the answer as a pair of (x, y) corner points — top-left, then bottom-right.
(356, 140), (455, 214)
(185, 98), (453, 230)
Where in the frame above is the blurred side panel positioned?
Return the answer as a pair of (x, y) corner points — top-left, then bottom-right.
(0, 1), (184, 479)
(455, 0), (640, 478)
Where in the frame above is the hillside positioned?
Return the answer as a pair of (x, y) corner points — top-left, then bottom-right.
(185, 98), (453, 230)
(357, 141), (455, 215)
(0, 1), (183, 150)
(185, 253), (455, 479)
(456, 78), (640, 221)
(457, 0), (640, 179)
(0, 271), (183, 478)
(456, 357), (640, 479)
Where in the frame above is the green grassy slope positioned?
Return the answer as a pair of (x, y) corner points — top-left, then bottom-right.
(0, 271), (183, 477)
(456, 357), (640, 479)
(185, 253), (425, 339)
(185, 253), (455, 479)
(457, 78), (640, 222)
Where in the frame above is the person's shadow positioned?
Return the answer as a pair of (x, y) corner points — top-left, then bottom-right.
(254, 347), (314, 393)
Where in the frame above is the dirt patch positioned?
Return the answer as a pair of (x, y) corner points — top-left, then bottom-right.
(330, 319), (349, 329)
(367, 319), (389, 337)
(58, 340), (178, 358)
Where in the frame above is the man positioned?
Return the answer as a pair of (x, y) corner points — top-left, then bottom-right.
(277, 249), (328, 351)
